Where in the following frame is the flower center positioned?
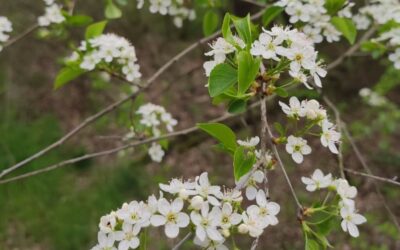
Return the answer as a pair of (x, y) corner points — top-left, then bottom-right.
(167, 212), (177, 223)
(201, 218), (209, 227)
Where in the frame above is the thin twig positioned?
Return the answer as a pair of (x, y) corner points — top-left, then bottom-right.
(0, 8), (267, 180)
(344, 168), (400, 187)
(342, 125), (400, 232)
(3, 24), (38, 49)
(171, 232), (192, 250)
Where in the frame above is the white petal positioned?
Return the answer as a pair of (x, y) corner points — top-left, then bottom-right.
(292, 152), (304, 164)
(352, 214), (367, 225)
(347, 222), (360, 237)
(150, 215), (166, 227)
(206, 227), (223, 241)
(196, 227), (206, 241)
(165, 223), (180, 238)
(129, 238), (140, 249)
(177, 212), (190, 227)
(246, 186), (257, 200)
(171, 198), (184, 213)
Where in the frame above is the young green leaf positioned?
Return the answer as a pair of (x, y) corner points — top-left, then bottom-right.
(203, 10), (219, 36)
(262, 6), (284, 27)
(105, 0), (122, 19)
(324, 0), (346, 15)
(231, 14), (252, 45)
(54, 66), (85, 89)
(197, 122), (237, 151)
(221, 13), (234, 43)
(66, 15), (93, 27)
(274, 87), (288, 97)
(208, 63), (238, 97)
(85, 20), (108, 40)
(228, 99), (247, 114)
(237, 51), (260, 95)
(331, 17), (357, 44)
(273, 122), (285, 136)
(234, 146), (256, 181)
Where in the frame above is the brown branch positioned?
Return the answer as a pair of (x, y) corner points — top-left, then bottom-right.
(3, 24), (38, 49)
(0, 8), (267, 180)
(344, 168), (400, 187)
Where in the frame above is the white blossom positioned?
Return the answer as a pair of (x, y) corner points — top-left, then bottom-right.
(195, 172), (223, 206)
(237, 136), (260, 147)
(301, 169), (332, 192)
(190, 203), (223, 241)
(150, 198), (190, 238)
(236, 170), (264, 200)
(38, 3), (65, 27)
(279, 96), (303, 118)
(148, 143), (165, 163)
(321, 119), (341, 154)
(340, 207), (367, 237)
(247, 190), (280, 227)
(285, 135), (312, 164)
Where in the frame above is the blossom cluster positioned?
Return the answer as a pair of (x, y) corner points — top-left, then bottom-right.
(275, 0), (354, 43)
(71, 33), (142, 82)
(251, 26), (327, 88)
(0, 16), (12, 52)
(38, 0), (65, 27)
(279, 97), (341, 163)
(302, 169), (367, 238)
(359, 88), (388, 107)
(203, 27), (327, 90)
(203, 36), (245, 77)
(92, 172), (280, 250)
(355, 0), (400, 69)
(136, 0), (196, 28)
(136, 103), (177, 162)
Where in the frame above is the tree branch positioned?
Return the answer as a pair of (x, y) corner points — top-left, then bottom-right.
(0, 8), (267, 180)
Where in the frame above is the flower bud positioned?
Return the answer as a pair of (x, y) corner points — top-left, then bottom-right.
(238, 224), (249, 234)
(179, 189), (189, 200)
(190, 196), (204, 210)
(222, 228), (230, 237)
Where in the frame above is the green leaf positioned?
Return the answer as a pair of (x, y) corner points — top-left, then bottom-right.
(361, 41), (386, 59)
(105, 0), (122, 19)
(324, 0), (346, 15)
(85, 20), (108, 40)
(331, 17), (357, 44)
(66, 15), (93, 27)
(203, 10), (219, 36)
(262, 6), (284, 27)
(54, 66), (85, 89)
(274, 87), (288, 97)
(237, 51), (260, 95)
(228, 99), (247, 114)
(305, 238), (320, 250)
(234, 146), (256, 180)
(274, 122), (285, 136)
(208, 63), (238, 97)
(197, 123), (237, 152)
(231, 14), (252, 45)
(221, 13), (234, 43)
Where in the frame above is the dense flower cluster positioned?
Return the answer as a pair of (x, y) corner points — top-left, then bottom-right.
(136, 103), (177, 162)
(279, 97), (341, 163)
(203, 36), (245, 77)
(355, 0), (400, 69)
(275, 0), (354, 43)
(302, 169), (367, 238)
(251, 26), (327, 88)
(92, 172), (280, 249)
(71, 33), (142, 82)
(136, 0), (196, 28)
(0, 16), (12, 52)
(203, 27), (327, 89)
(38, 0), (65, 27)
